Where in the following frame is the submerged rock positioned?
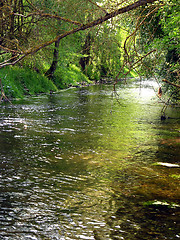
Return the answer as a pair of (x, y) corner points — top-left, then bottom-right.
(154, 162), (180, 168)
(143, 200), (179, 208)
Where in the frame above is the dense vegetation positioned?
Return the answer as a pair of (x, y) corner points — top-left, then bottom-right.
(0, 0), (179, 100)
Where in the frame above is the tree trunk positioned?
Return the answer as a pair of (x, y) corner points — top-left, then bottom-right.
(45, 38), (60, 79)
(79, 34), (92, 71)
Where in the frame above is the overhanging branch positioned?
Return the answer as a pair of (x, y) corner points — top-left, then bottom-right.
(25, 0), (157, 56)
(13, 12), (83, 26)
(162, 79), (180, 88)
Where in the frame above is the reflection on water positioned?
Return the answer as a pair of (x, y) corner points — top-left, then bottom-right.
(0, 80), (180, 239)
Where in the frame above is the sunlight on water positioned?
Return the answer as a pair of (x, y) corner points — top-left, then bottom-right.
(130, 79), (159, 102)
(137, 87), (156, 100)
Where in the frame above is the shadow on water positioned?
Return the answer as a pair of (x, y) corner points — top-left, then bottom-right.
(0, 80), (179, 239)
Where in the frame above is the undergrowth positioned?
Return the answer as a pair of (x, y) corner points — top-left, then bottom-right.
(53, 64), (91, 89)
(0, 66), (57, 98)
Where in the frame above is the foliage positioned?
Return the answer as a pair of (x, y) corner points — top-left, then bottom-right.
(157, 0), (180, 94)
(134, 0), (179, 92)
(53, 64), (91, 89)
(0, 0), (157, 68)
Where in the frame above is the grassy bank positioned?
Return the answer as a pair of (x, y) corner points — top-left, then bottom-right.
(0, 66), (58, 99)
(0, 65), (91, 99)
(53, 64), (92, 89)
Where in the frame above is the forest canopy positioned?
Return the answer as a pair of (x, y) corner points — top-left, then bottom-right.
(0, 0), (179, 99)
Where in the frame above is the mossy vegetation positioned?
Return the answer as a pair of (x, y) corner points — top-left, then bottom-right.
(0, 63), (94, 99)
(53, 64), (92, 89)
(0, 66), (57, 98)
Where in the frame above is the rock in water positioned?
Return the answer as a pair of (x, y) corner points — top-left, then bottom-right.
(155, 162), (180, 168)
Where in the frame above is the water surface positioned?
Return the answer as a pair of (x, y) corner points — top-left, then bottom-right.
(0, 80), (179, 239)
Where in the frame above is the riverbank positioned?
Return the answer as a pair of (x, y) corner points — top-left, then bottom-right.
(0, 66), (57, 99)
(0, 65), (92, 100)
(0, 65), (137, 101)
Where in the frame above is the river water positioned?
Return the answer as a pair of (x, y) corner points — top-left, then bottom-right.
(0, 79), (179, 240)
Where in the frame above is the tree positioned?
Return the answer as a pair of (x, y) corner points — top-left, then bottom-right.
(0, 0), (157, 69)
(79, 33), (92, 71)
(45, 38), (60, 80)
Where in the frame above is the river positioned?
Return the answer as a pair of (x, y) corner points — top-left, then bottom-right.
(0, 79), (179, 240)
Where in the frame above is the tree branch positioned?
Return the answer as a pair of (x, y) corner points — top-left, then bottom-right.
(26, 0), (157, 54)
(0, 55), (26, 68)
(162, 79), (180, 88)
(86, 0), (108, 14)
(13, 12), (83, 26)
(0, 78), (12, 104)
